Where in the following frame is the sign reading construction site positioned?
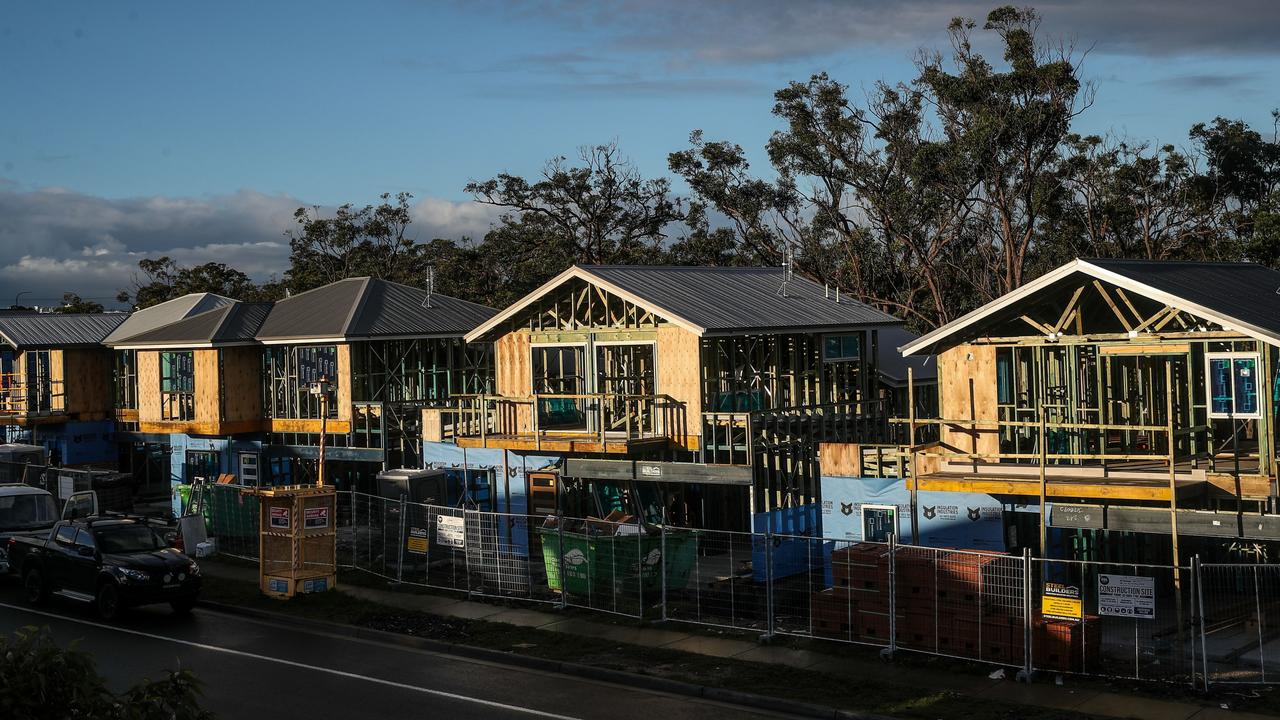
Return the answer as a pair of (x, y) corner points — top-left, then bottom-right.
(1042, 582), (1082, 621)
(436, 515), (466, 549)
(1098, 574), (1155, 619)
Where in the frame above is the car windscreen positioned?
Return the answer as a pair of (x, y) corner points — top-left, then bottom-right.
(95, 525), (165, 554)
(0, 493), (59, 531)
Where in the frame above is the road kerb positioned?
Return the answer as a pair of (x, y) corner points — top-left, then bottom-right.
(198, 599), (896, 720)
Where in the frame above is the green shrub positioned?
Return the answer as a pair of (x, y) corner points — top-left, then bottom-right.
(0, 626), (213, 720)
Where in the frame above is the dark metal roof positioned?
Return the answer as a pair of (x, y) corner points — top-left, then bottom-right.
(0, 313), (127, 350)
(580, 265), (899, 334)
(902, 258), (1280, 355)
(256, 277), (497, 342)
(1085, 258), (1280, 338)
(110, 302), (272, 347)
(876, 327), (937, 385)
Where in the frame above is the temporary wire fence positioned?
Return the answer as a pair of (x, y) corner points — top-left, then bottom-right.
(195, 491), (1278, 690)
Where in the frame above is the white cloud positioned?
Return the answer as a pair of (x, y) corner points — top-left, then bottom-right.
(410, 196), (502, 240)
(0, 183), (497, 308)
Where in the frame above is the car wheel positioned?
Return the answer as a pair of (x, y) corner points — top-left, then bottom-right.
(95, 581), (121, 620)
(170, 595), (197, 615)
(22, 567), (48, 605)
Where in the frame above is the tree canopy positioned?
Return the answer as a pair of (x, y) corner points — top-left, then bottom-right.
(116, 5), (1279, 332)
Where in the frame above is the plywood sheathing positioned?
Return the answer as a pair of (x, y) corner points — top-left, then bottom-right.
(194, 350), (221, 422)
(220, 346), (263, 423)
(938, 344), (999, 462)
(137, 350), (161, 422)
(61, 348), (113, 419)
(657, 324), (700, 447)
(495, 330), (533, 433)
(336, 344), (353, 422)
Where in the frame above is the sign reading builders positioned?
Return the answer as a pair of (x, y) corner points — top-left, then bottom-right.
(406, 526), (429, 555)
(1042, 582), (1082, 621)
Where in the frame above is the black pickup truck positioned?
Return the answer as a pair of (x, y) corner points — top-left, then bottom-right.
(10, 516), (201, 619)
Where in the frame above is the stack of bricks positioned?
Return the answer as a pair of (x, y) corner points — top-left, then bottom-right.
(816, 543), (899, 643)
(1032, 615), (1101, 673)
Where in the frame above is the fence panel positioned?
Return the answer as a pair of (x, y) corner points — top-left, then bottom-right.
(1199, 563), (1280, 685)
(202, 484), (260, 560)
(663, 528), (765, 630)
(197, 490), (1249, 689)
(335, 490), (354, 568)
(1032, 559), (1195, 684)
(771, 536), (892, 648)
(464, 509), (558, 605)
(891, 546), (1027, 666)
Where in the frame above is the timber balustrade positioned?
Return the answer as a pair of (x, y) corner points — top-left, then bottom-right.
(449, 393), (688, 451)
(0, 375), (65, 417)
(891, 413), (1210, 470)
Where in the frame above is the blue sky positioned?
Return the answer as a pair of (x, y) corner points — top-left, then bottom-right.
(0, 0), (1277, 304)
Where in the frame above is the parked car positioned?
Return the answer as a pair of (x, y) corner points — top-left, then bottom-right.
(11, 516), (201, 619)
(0, 484), (60, 574)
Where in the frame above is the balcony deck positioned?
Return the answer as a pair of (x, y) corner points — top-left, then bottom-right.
(450, 393), (688, 455)
(455, 431), (673, 454)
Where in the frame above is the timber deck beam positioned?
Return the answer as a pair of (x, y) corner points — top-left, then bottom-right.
(910, 470), (1203, 502)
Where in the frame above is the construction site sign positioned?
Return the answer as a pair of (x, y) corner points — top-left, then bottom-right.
(1098, 574), (1155, 619)
(269, 506), (291, 530)
(1042, 582), (1082, 621)
(406, 526), (429, 555)
(436, 515), (466, 548)
(304, 507), (329, 529)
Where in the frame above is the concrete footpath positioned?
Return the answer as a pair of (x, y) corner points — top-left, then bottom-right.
(199, 561), (1268, 720)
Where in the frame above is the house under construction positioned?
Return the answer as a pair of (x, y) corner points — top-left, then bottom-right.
(446, 264), (919, 530)
(817, 258), (1280, 564)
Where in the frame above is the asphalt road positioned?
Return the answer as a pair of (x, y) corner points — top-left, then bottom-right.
(0, 589), (801, 720)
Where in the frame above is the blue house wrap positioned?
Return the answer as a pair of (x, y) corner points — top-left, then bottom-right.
(421, 441), (560, 556)
(819, 475), (1010, 551)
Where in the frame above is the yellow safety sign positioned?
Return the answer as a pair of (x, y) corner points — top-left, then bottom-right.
(1042, 581), (1082, 621)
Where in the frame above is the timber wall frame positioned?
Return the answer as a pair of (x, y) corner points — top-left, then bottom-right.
(886, 274), (1280, 561)
(1, 347), (113, 425)
(455, 274), (894, 518)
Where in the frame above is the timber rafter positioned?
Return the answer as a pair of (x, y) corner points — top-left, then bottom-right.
(521, 279), (660, 333)
(1011, 280), (1221, 344)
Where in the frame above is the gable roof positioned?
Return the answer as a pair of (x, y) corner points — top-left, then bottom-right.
(103, 293), (235, 344)
(255, 277), (497, 343)
(108, 302), (273, 349)
(900, 258), (1280, 356)
(466, 265), (900, 342)
(0, 313), (128, 350)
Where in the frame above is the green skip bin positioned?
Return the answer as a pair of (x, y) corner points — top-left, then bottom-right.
(537, 527), (697, 600)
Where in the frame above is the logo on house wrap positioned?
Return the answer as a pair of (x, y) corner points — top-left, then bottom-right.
(840, 502), (854, 516)
(967, 507), (981, 521)
(923, 506), (937, 520)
